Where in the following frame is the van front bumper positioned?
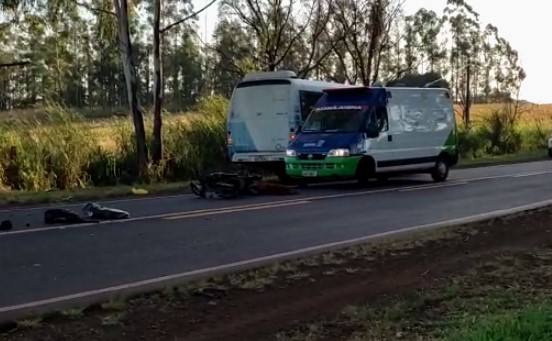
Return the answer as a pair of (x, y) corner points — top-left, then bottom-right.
(285, 156), (362, 178)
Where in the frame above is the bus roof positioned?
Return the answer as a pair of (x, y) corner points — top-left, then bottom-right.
(235, 77), (352, 91)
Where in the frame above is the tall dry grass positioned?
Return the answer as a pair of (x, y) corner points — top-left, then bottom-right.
(457, 102), (552, 158)
(0, 99), (551, 192)
(0, 96), (228, 191)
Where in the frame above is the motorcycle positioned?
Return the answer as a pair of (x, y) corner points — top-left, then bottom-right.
(190, 171), (263, 199)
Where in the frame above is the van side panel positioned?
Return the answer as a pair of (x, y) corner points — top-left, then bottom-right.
(374, 88), (455, 171)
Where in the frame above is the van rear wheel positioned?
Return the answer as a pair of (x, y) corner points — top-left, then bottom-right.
(431, 157), (449, 182)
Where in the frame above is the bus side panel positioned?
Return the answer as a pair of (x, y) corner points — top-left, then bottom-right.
(228, 83), (292, 154)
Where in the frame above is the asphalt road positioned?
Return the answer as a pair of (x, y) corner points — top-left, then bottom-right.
(1, 160), (552, 311)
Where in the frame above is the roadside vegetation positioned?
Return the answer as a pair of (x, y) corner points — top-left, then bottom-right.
(0, 101), (550, 202)
(3, 206), (552, 340)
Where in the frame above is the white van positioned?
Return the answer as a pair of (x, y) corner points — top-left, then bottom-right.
(225, 70), (351, 178)
(285, 86), (459, 183)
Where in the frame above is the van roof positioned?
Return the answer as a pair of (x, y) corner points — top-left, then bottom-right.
(316, 87), (388, 108)
(323, 86), (449, 92)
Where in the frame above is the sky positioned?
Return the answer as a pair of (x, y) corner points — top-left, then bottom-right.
(192, 0), (551, 104)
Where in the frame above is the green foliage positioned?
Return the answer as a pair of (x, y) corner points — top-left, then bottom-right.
(446, 303), (552, 341)
(457, 104), (549, 159)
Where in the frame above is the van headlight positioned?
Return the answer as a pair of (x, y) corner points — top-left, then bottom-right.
(328, 148), (350, 157)
(286, 149), (296, 156)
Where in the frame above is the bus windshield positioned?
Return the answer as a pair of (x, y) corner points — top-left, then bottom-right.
(301, 106), (366, 133)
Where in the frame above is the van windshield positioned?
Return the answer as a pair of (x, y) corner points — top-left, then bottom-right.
(302, 107), (366, 133)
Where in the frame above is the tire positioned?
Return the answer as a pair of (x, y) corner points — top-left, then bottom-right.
(376, 175), (389, 183)
(296, 179), (308, 188)
(275, 164), (295, 185)
(356, 157), (375, 186)
(431, 156), (450, 182)
(548, 148), (552, 158)
(277, 172), (293, 185)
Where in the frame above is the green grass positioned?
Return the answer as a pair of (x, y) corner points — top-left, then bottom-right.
(274, 247), (552, 341)
(447, 303), (552, 341)
(457, 149), (548, 168)
(0, 181), (190, 206)
(0, 98), (550, 205)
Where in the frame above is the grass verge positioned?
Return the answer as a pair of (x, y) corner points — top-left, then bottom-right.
(0, 181), (190, 207)
(3, 206), (552, 340)
(276, 249), (552, 341)
(457, 148), (548, 168)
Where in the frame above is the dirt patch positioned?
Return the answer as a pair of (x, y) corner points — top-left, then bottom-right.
(3, 208), (552, 341)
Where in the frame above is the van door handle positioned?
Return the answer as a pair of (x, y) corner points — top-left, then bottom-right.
(387, 135), (392, 142)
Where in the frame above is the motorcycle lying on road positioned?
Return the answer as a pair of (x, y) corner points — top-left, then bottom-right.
(190, 172), (263, 199)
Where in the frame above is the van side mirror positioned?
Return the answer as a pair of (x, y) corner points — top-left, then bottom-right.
(365, 125), (379, 138)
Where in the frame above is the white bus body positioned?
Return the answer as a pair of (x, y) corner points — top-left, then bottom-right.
(225, 71), (352, 168)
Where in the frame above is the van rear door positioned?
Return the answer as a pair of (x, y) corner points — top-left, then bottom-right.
(229, 79), (292, 153)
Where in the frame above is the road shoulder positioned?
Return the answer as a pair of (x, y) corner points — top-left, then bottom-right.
(3, 205), (552, 340)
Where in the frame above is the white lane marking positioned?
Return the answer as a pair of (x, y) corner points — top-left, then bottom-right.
(2, 170), (552, 237)
(164, 200), (310, 220)
(0, 193), (195, 213)
(4, 197), (552, 317)
(460, 169), (552, 182)
(398, 181), (468, 192)
(512, 171), (550, 177)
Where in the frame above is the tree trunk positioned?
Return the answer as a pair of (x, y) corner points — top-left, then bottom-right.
(464, 62), (471, 127)
(113, 0), (149, 180)
(152, 0), (163, 164)
(367, 0), (384, 85)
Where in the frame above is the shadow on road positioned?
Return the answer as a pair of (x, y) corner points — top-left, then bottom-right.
(299, 177), (431, 191)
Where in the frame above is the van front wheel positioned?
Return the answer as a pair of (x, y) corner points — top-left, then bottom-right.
(356, 157), (375, 186)
(430, 157), (449, 182)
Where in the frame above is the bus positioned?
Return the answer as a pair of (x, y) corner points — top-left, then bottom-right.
(226, 70), (352, 180)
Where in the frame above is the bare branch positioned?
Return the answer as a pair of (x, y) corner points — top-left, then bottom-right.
(0, 5), (29, 31)
(227, 1), (264, 44)
(272, 0), (294, 61)
(298, 0), (358, 78)
(272, 0), (315, 67)
(296, 0), (333, 77)
(161, 0), (218, 34)
(71, 0), (116, 16)
(189, 29), (249, 76)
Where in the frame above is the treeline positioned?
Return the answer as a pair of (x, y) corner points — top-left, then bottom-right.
(1, 0), (525, 114)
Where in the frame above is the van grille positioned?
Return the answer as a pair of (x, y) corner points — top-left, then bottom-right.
(292, 163), (336, 170)
(297, 153), (326, 160)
